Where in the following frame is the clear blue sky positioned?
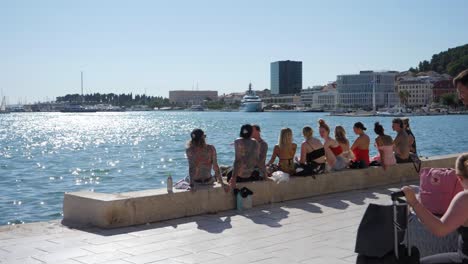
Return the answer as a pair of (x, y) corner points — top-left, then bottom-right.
(1, 0), (467, 103)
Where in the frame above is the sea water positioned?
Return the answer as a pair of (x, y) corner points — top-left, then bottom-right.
(0, 111), (467, 225)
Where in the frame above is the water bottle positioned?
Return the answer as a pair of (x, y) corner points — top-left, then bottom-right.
(167, 174), (173, 193)
(236, 192), (243, 211)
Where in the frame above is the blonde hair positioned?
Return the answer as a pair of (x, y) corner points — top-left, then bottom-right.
(456, 153), (468, 179)
(279, 128), (293, 149)
(303, 126), (313, 139)
(335, 126), (349, 145)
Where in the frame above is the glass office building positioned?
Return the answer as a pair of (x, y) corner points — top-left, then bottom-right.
(270, 61), (302, 95)
(336, 71), (398, 108)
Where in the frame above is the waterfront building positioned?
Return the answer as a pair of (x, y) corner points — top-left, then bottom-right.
(336, 71), (399, 109)
(397, 80), (433, 107)
(220, 92), (244, 104)
(432, 79), (456, 102)
(300, 85), (337, 109)
(313, 90), (337, 109)
(270, 60), (302, 95)
(255, 89), (271, 98)
(300, 86), (323, 106)
(263, 94), (302, 106)
(169, 90), (218, 106)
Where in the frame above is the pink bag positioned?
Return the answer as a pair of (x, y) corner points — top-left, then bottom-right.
(419, 168), (463, 216)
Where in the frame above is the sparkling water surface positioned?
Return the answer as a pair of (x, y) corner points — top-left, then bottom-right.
(0, 112), (467, 225)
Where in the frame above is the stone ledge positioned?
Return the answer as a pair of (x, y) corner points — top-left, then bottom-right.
(62, 153), (460, 229)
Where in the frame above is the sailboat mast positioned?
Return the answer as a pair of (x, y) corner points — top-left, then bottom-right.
(81, 71), (84, 103)
(372, 75), (376, 113)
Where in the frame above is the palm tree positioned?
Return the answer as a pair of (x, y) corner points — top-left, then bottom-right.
(398, 90), (410, 106)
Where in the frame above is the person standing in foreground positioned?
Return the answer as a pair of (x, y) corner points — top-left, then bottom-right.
(252, 124), (268, 177)
(454, 69), (468, 106)
(402, 153), (468, 263)
(186, 129), (228, 191)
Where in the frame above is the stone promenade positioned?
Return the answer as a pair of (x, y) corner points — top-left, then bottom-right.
(0, 184), (409, 264)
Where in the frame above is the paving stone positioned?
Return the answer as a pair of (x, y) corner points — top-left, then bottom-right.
(0, 184), (409, 264)
(73, 251), (131, 264)
(172, 251), (226, 264)
(122, 248), (192, 264)
(30, 248), (92, 263)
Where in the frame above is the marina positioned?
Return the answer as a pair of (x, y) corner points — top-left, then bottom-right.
(0, 96), (9, 114)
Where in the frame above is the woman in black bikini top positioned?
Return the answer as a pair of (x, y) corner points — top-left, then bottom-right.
(295, 126), (326, 177)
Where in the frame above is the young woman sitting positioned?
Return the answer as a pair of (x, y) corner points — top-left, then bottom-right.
(295, 126), (326, 177)
(186, 128), (227, 191)
(318, 119), (347, 171)
(372, 122), (396, 170)
(350, 122), (370, 169)
(267, 127), (297, 175)
(335, 125), (354, 162)
(229, 124), (265, 189)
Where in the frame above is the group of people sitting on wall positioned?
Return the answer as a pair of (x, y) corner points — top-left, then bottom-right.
(185, 68), (468, 192)
(183, 69), (468, 264)
(185, 117), (418, 190)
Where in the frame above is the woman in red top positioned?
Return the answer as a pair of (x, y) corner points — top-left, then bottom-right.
(350, 122), (370, 168)
(318, 119), (347, 171)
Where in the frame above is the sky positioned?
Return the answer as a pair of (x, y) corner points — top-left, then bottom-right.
(1, 0), (468, 104)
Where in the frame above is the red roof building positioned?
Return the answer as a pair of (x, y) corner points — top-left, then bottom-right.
(432, 79), (456, 102)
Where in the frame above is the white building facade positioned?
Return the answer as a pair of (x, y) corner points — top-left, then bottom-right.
(336, 71), (399, 108)
(301, 88), (337, 109)
(397, 80), (433, 107)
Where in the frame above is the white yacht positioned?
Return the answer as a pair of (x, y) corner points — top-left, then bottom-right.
(240, 83), (263, 112)
(189, 105), (205, 111)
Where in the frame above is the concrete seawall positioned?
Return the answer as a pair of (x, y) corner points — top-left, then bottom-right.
(62, 154), (459, 229)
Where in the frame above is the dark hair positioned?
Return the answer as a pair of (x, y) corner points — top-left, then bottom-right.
(188, 128), (206, 148)
(392, 118), (403, 128)
(252, 124), (261, 132)
(354, 122), (367, 131)
(402, 117), (411, 129)
(303, 126), (313, 139)
(374, 122), (384, 136)
(454, 69), (468, 88)
(240, 124), (253, 139)
(318, 119), (330, 133)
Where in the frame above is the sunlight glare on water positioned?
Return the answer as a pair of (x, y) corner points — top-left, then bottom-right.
(0, 111), (467, 225)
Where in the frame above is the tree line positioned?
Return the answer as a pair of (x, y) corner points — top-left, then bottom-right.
(56, 93), (171, 108)
(409, 43), (468, 76)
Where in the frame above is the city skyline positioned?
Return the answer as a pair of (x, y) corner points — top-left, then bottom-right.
(1, 0), (468, 103)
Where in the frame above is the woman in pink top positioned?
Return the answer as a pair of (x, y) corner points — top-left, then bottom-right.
(373, 122), (396, 170)
(402, 154), (468, 263)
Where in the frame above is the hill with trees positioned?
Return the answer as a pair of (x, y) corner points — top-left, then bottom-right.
(409, 44), (468, 76)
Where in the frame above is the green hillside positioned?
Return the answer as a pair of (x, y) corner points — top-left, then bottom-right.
(410, 44), (468, 76)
